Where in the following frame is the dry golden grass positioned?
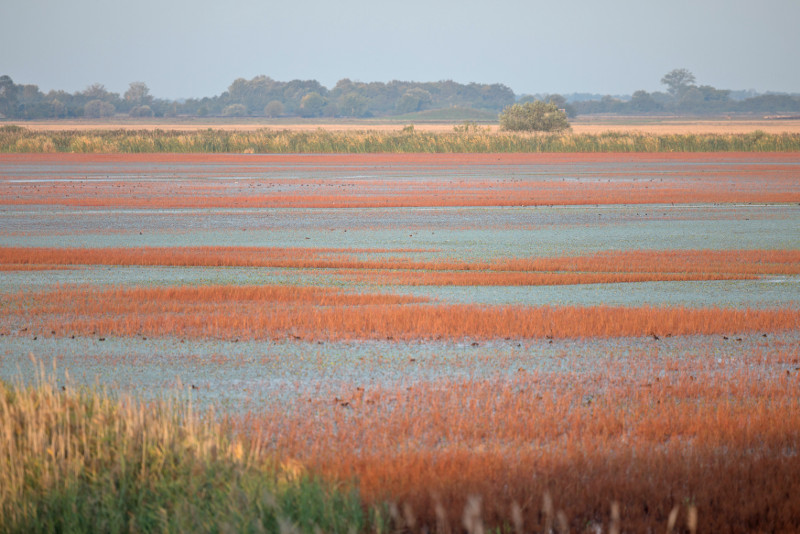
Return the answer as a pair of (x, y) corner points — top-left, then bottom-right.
(14, 117), (800, 135)
(571, 117), (800, 135)
(0, 360), (373, 532)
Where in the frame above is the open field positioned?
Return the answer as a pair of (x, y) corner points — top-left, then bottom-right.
(1, 152), (799, 531)
(8, 116), (800, 134)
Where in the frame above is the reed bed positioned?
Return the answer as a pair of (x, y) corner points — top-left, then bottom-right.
(14, 359), (794, 532)
(0, 360), (375, 533)
(6, 284), (799, 340)
(240, 353), (800, 532)
(3, 125), (800, 153)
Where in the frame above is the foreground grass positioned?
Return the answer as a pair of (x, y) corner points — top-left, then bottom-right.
(4, 354), (799, 532)
(2, 124), (800, 152)
(0, 362), (376, 534)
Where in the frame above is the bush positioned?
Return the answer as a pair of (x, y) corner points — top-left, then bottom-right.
(499, 101), (570, 132)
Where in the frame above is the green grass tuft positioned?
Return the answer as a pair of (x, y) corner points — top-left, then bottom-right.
(0, 362), (375, 533)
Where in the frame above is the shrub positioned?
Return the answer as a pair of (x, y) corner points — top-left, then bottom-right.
(499, 101), (570, 132)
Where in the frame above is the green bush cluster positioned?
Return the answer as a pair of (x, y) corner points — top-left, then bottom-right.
(499, 101), (571, 132)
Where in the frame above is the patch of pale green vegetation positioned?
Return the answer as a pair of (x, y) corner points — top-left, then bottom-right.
(499, 101), (571, 132)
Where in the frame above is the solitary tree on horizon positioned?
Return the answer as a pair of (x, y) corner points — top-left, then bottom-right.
(661, 68), (696, 97)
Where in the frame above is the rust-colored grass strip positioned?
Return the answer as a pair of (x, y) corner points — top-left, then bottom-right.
(0, 246), (435, 269)
(239, 363), (800, 531)
(2, 153), (800, 209)
(3, 181), (798, 208)
(500, 248), (800, 276)
(6, 285), (799, 340)
(0, 264), (78, 271)
(335, 269), (755, 286)
(3, 247), (799, 279)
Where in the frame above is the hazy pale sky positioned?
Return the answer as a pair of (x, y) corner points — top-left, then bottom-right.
(3, 0), (799, 99)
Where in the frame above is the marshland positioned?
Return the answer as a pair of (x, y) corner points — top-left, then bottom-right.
(1, 145), (799, 532)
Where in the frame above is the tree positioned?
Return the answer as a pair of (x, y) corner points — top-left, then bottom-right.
(129, 105), (154, 117)
(338, 92), (368, 117)
(82, 83), (116, 101)
(51, 99), (67, 118)
(298, 92), (325, 117)
(222, 103), (247, 117)
(395, 88), (432, 114)
(544, 94), (577, 118)
(124, 82), (152, 106)
(498, 101), (570, 132)
(661, 68), (696, 97)
(0, 75), (19, 118)
(83, 99), (115, 118)
(629, 90), (661, 112)
(264, 100), (284, 118)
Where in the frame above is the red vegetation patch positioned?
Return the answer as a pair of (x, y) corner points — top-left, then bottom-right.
(2, 178), (798, 208)
(3, 247), (798, 284)
(2, 153), (799, 208)
(6, 284), (799, 340)
(0, 246), (436, 269)
(240, 362), (800, 532)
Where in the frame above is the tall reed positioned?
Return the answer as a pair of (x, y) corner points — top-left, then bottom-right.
(3, 125), (800, 153)
(0, 359), (374, 533)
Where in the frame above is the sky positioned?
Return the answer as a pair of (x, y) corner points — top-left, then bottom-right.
(2, 0), (800, 100)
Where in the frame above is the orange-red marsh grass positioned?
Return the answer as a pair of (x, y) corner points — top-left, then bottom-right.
(239, 356), (800, 532)
(3, 248), (799, 285)
(3, 176), (798, 208)
(6, 284), (799, 340)
(2, 153), (799, 208)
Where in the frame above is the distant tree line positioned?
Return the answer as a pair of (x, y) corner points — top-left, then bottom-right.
(0, 75), (515, 120)
(563, 69), (800, 116)
(1, 70), (798, 120)
(0, 75), (173, 120)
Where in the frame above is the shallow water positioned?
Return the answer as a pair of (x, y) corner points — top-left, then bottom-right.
(1, 155), (799, 410)
(2, 204), (798, 256)
(1, 266), (798, 309)
(3, 332), (797, 412)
